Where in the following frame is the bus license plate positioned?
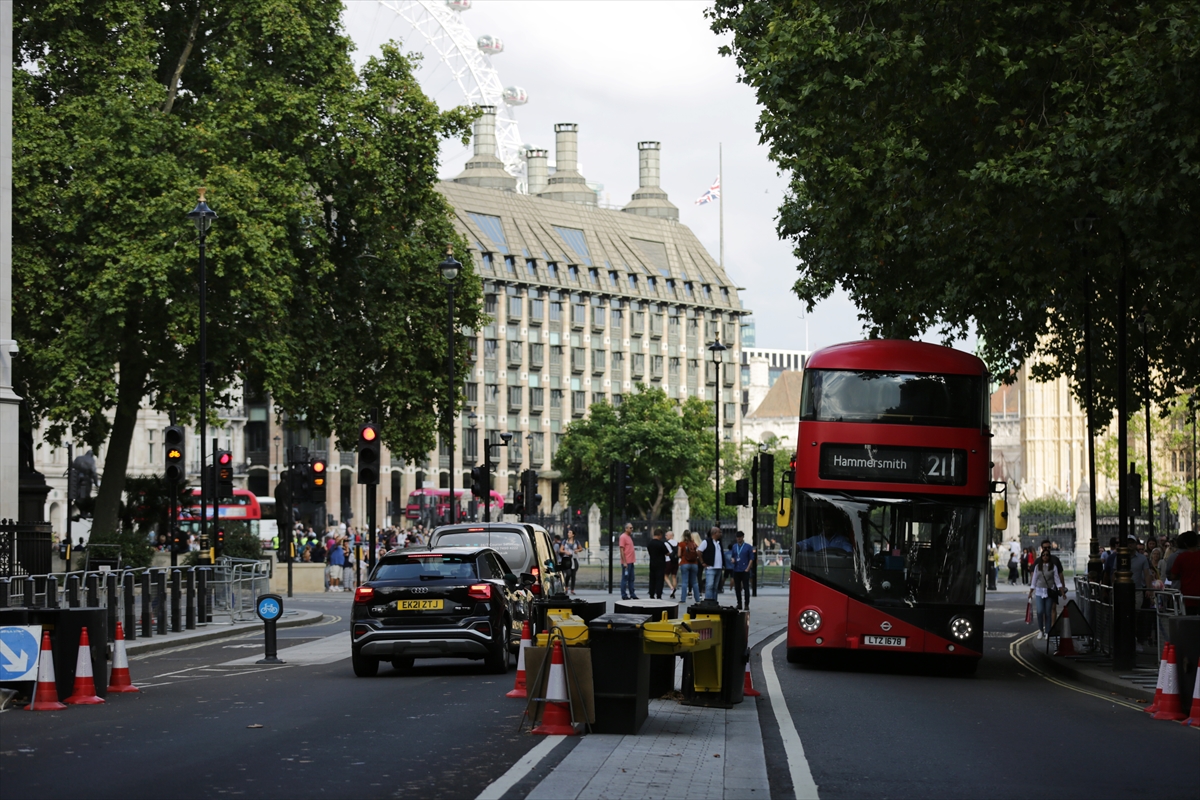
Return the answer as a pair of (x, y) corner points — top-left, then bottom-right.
(397, 599), (443, 611)
(863, 635), (906, 647)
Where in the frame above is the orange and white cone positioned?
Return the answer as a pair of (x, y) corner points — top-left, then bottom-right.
(64, 627), (104, 705)
(106, 622), (140, 694)
(1145, 644), (1168, 714)
(1052, 604), (1078, 656)
(1152, 644), (1187, 721)
(532, 639), (578, 736)
(1182, 667), (1200, 727)
(27, 631), (66, 711)
(742, 658), (760, 697)
(506, 619), (532, 699)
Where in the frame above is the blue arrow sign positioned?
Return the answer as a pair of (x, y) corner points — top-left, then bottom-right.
(0, 626), (42, 682)
(257, 596), (282, 621)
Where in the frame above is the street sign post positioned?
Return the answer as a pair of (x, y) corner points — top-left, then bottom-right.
(255, 594), (286, 665)
(0, 625), (43, 683)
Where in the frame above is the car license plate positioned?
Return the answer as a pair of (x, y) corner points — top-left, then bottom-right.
(863, 635), (906, 647)
(396, 599), (443, 611)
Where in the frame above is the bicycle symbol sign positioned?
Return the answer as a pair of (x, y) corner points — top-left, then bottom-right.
(256, 595), (283, 622)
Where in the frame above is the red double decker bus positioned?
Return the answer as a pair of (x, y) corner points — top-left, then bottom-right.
(785, 340), (994, 672)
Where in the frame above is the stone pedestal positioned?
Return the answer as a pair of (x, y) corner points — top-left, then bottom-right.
(671, 487), (689, 535)
(588, 503), (601, 545)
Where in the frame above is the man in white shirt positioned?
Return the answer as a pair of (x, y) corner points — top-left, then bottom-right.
(699, 527), (724, 602)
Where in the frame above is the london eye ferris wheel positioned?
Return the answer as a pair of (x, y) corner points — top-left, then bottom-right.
(344, 0), (530, 190)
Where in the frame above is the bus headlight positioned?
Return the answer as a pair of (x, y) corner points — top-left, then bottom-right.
(949, 616), (973, 641)
(798, 608), (822, 634)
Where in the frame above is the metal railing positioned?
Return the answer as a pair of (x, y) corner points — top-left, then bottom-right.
(1073, 578), (1197, 659)
(0, 557), (273, 640)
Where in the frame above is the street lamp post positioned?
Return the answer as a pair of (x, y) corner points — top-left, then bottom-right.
(708, 339), (728, 530)
(440, 247), (462, 525)
(186, 189), (217, 561)
(1138, 312), (1154, 540)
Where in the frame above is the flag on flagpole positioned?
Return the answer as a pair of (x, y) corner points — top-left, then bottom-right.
(695, 176), (721, 206)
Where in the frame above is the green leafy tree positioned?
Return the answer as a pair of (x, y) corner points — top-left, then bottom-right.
(553, 387), (713, 521)
(12, 0), (480, 537)
(709, 0), (1199, 416)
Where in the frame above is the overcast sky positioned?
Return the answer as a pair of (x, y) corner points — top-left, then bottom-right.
(342, 0), (880, 353)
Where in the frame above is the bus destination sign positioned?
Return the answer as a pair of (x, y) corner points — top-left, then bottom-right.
(820, 444), (967, 486)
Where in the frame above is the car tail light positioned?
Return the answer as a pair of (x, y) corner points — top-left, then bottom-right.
(354, 586), (375, 604)
(468, 583), (492, 601)
(531, 566), (540, 577)
(530, 582), (542, 596)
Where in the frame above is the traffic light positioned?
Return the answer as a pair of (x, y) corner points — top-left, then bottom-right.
(358, 423), (381, 485)
(310, 457), (328, 504)
(759, 452), (775, 507)
(725, 478), (750, 507)
(614, 461), (633, 509)
(523, 469), (542, 517)
(1125, 462), (1142, 515)
(216, 528), (226, 553)
(513, 489), (525, 518)
(470, 465), (486, 499)
(164, 426), (186, 483)
(216, 450), (234, 501)
(293, 459), (312, 504)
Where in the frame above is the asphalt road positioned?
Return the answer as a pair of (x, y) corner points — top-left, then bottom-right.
(758, 592), (1200, 799)
(0, 595), (541, 800)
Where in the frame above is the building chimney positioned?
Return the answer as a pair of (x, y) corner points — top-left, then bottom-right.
(525, 148), (549, 196)
(453, 105), (517, 191)
(537, 123), (597, 205)
(623, 141), (678, 220)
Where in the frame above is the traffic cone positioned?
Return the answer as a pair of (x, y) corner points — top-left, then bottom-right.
(506, 619), (532, 699)
(106, 622), (140, 694)
(742, 659), (760, 697)
(64, 627), (104, 705)
(1052, 604), (1078, 656)
(1151, 644), (1186, 721)
(27, 632), (66, 711)
(1182, 667), (1200, 727)
(1145, 644), (1168, 713)
(531, 639), (578, 736)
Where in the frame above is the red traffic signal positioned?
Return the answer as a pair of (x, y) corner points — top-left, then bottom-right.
(310, 458), (328, 503)
(358, 423), (381, 485)
(218, 451), (232, 466)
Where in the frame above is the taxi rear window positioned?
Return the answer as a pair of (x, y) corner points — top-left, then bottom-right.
(373, 554), (478, 581)
(432, 531), (529, 570)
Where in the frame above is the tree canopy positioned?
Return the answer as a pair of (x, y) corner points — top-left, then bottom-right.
(552, 387), (713, 521)
(710, 0), (1199, 414)
(13, 0), (481, 535)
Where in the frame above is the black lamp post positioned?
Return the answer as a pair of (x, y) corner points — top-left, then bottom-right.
(708, 339), (728, 529)
(439, 247), (462, 524)
(1137, 312), (1154, 540)
(1191, 393), (1198, 530)
(186, 189), (217, 560)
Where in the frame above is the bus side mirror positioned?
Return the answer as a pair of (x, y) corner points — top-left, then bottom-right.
(776, 496), (792, 529)
(994, 497), (1008, 531)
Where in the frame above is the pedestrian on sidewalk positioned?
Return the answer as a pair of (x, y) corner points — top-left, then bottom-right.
(664, 531), (679, 598)
(1022, 547), (1034, 585)
(647, 529), (668, 599)
(1029, 550), (1064, 639)
(699, 527), (725, 602)
(1007, 551), (1020, 585)
(1168, 530), (1200, 615)
(327, 537), (345, 591)
(559, 530), (580, 594)
(730, 531), (755, 610)
(678, 531), (702, 603)
(619, 523), (638, 600)
(343, 540), (357, 591)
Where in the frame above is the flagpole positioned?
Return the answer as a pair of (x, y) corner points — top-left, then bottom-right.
(718, 143), (724, 269)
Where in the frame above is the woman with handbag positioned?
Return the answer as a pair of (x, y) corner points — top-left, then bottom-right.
(1028, 550), (1065, 639)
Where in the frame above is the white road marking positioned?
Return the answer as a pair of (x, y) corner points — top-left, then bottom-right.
(762, 631), (820, 800)
(221, 632), (349, 666)
(475, 735), (566, 800)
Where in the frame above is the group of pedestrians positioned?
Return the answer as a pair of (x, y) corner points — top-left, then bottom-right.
(618, 524), (757, 609)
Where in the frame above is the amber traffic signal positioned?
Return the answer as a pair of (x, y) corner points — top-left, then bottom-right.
(164, 425), (186, 484)
(310, 458), (328, 504)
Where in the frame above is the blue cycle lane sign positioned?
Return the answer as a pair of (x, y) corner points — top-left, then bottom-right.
(0, 625), (43, 683)
(257, 595), (282, 622)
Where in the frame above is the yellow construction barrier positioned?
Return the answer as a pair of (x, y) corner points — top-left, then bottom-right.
(534, 607), (590, 647)
(642, 611), (724, 694)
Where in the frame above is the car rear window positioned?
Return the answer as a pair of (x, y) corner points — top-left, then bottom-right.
(432, 531), (529, 570)
(373, 554), (478, 581)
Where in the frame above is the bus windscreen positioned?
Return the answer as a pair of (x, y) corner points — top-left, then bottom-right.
(801, 370), (984, 428)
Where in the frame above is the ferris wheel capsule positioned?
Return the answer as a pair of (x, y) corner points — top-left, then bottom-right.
(445, 0), (471, 11)
(477, 35), (503, 55)
(503, 86), (528, 106)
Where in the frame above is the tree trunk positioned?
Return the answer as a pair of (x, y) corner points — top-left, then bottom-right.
(91, 358), (148, 536)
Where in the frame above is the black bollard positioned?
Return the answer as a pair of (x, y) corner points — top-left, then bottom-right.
(86, 573), (99, 607)
(140, 571), (152, 637)
(106, 573), (118, 641)
(198, 568), (211, 624)
(255, 594), (286, 665)
(0, 578), (9, 608)
(45, 576), (59, 609)
(123, 572), (136, 641)
(185, 569), (196, 630)
(66, 574), (80, 608)
(170, 569), (182, 632)
(22, 576), (34, 607)
(155, 570), (167, 635)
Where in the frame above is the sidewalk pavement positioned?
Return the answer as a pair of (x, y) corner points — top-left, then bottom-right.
(1016, 631), (1159, 703)
(125, 607), (324, 657)
(490, 585), (790, 800)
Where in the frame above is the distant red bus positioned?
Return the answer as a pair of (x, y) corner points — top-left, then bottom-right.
(786, 340), (994, 672)
(406, 488), (504, 523)
(178, 488), (264, 540)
